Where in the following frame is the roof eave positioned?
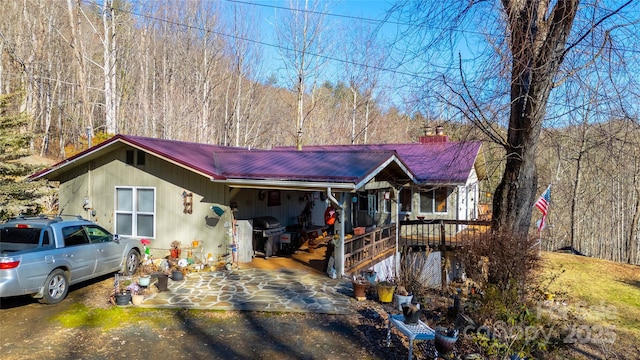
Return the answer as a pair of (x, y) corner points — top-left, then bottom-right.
(213, 178), (356, 192)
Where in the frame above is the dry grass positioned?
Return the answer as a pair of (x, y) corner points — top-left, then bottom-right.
(540, 252), (640, 359)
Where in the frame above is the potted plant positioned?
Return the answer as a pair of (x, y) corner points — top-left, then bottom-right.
(127, 282), (145, 305)
(351, 273), (368, 301)
(363, 269), (377, 286)
(114, 277), (133, 306)
(395, 285), (413, 311)
(395, 247), (432, 310)
(376, 279), (395, 303)
(137, 261), (157, 287)
(170, 240), (181, 259)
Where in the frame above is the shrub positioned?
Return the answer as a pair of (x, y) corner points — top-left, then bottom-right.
(458, 231), (540, 296)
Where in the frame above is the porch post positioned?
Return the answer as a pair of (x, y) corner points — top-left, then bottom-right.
(394, 187), (400, 279)
(337, 192), (346, 276)
(326, 188), (345, 277)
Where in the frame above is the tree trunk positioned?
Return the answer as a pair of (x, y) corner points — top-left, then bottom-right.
(492, 0), (578, 237)
(103, 0), (117, 134)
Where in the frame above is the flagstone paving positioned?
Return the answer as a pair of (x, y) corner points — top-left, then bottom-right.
(138, 267), (356, 314)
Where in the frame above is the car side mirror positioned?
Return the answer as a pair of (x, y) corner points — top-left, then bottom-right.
(113, 234), (120, 243)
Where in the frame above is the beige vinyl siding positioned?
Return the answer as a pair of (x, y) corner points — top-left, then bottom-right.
(58, 146), (232, 259)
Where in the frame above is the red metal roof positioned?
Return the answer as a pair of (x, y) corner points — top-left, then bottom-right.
(277, 142), (483, 184)
(30, 134), (481, 186)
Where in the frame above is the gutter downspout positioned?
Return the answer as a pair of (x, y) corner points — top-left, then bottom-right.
(395, 188), (399, 280)
(326, 187), (345, 277)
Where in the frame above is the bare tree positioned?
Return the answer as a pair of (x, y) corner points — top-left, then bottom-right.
(275, 0), (331, 150)
(390, 1), (635, 238)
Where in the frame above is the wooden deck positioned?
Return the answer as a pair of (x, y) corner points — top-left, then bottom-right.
(344, 220), (491, 274)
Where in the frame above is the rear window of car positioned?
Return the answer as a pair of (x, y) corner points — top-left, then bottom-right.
(0, 227), (42, 244)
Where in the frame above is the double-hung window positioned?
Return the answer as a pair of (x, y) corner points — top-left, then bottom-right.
(419, 187), (448, 214)
(115, 187), (155, 238)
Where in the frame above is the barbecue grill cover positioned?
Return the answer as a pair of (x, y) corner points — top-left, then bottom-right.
(252, 216), (282, 229)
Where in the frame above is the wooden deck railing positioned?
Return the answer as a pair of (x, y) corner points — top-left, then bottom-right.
(343, 219), (492, 274)
(344, 224), (396, 273)
(400, 219), (492, 250)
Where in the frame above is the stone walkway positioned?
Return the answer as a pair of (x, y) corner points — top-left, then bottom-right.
(138, 268), (356, 314)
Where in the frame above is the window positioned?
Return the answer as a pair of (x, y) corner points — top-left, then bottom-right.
(382, 191), (392, 213)
(399, 189), (412, 213)
(137, 151), (146, 165)
(420, 187), (449, 213)
(115, 187), (155, 238)
(126, 150), (134, 165)
(85, 225), (112, 243)
(358, 193), (369, 211)
(62, 225), (90, 247)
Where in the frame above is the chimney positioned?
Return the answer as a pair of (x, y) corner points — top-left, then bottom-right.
(419, 125), (448, 143)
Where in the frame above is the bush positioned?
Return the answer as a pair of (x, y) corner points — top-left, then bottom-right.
(458, 231), (540, 296)
(459, 232), (569, 358)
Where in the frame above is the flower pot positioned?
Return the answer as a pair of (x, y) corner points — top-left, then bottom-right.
(138, 275), (151, 287)
(131, 294), (144, 306)
(396, 294), (413, 311)
(364, 272), (377, 286)
(434, 327), (458, 355)
(156, 273), (169, 291)
(402, 303), (422, 325)
(352, 281), (368, 301)
(171, 270), (184, 281)
(115, 292), (132, 306)
(376, 284), (395, 303)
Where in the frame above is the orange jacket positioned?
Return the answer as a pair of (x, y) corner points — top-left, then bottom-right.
(324, 207), (336, 225)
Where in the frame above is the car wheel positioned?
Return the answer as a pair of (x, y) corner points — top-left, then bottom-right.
(124, 249), (140, 275)
(38, 269), (69, 304)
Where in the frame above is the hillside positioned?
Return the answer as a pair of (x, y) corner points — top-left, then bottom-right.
(540, 252), (640, 359)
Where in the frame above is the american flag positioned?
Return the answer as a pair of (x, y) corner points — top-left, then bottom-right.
(534, 185), (551, 233)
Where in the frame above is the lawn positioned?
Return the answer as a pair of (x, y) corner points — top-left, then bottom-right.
(539, 252), (640, 359)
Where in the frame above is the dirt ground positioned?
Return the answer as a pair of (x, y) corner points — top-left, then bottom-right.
(0, 273), (454, 360)
(2, 246), (634, 360)
(2, 271), (635, 360)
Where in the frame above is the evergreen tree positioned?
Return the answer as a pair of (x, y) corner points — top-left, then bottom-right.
(0, 91), (56, 220)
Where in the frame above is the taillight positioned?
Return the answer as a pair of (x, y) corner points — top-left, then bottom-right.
(0, 258), (20, 269)
(16, 224), (30, 229)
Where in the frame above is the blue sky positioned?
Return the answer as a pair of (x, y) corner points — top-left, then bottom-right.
(221, 0), (480, 112)
(222, 1), (403, 89)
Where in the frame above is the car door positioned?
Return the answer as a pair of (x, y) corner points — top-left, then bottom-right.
(61, 225), (97, 282)
(86, 225), (124, 274)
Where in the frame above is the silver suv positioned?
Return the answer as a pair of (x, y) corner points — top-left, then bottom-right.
(0, 215), (142, 304)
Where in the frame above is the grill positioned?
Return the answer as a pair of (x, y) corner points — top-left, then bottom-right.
(252, 216), (286, 237)
(252, 216), (286, 259)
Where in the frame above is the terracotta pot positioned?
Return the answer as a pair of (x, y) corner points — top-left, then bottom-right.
(352, 281), (367, 301)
